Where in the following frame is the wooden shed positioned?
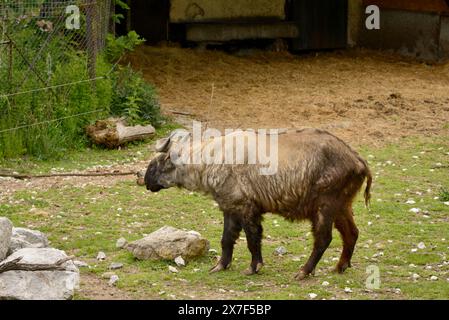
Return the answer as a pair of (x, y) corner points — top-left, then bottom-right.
(122, 0), (348, 50)
(121, 0), (449, 61)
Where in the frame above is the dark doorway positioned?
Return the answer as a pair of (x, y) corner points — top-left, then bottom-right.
(127, 0), (170, 44)
(290, 0), (348, 50)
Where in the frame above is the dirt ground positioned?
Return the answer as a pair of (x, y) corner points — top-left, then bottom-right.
(126, 45), (449, 147)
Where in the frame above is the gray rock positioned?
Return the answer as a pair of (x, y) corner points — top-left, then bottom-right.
(109, 262), (123, 270)
(8, 227), (49, 253)
(0, 248), (79, 300)
(274, 246), (288, 255)
(116, 237), (128, 249)
(73, 260), (90, 268)
(0, 217), (13, 261)
(126, 226), (209, 260)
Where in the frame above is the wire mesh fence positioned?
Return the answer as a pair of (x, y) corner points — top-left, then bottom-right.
(0, 0), (115, 158)
(0, 0), (112, 98)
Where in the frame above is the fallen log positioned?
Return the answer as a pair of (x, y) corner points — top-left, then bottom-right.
(86, 118), (155, 148)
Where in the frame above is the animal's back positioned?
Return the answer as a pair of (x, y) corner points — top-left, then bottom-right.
(234, 128), (370, 217)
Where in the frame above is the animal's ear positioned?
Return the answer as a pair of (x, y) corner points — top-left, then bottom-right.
(155, 129), (190, 152)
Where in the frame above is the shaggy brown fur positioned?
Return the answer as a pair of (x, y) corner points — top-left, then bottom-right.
(145, 128), (372, 279)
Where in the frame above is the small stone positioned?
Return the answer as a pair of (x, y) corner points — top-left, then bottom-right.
(322, 281), (330, 287)
(169, 266), (178, 273)
(405, 199), (416, 204)
(417, 242), (426, 249)
(109, 262), (124, 270)
(116, 237), (127, 249)
(108, 275), (119, 286)
(208, 249), (218, 254)
(409, 208), (421, 213)
(430, 276), (438, 281)
(174, 256), (185, 267)
(274, 246), (287, 255)
(344, 287), (352, 293)
(412, 273), (420, 280)
(73, 260), (89, 268)
(96, 251), (106, 261)
(101, 272), (115, 279)
(308, 293), (317, 299)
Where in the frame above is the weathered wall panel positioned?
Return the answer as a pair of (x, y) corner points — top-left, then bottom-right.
(358, 10), (441, 61)
(170, 0), (286, 23)
(440, 16), (449, 58)
(362, 0), (449, 14)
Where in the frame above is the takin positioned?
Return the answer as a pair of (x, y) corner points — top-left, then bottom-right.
(144, 128), (372, 280)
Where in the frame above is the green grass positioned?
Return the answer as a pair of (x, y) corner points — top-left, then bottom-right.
(0, 136), (448, 300)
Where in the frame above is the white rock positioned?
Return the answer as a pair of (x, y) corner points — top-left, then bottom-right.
(412, 273), (420, 280)
(174, 256), (185, 267)
(274, 246), (288, 255)
(108, 275), (119, 286)
(444, 202), (449, 206)
(0, 248), (79, 300)
(417, 242), (426, 249)
(430, 276), (438, 281)
(169, 266), (179, 273)
(126, 226), (209, 260)
(0, 217), (13, 260)
(96, 251), (106, 261)
(405, 199), (416, 204)
(116, 237), (128, 249)
(322, 281), (330, 287)
(308, 293), (317, 299)
(409, 208), (421, 213)
(344, 287), (352, 293)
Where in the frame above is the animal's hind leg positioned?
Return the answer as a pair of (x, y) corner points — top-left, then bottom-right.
(295, 206), (334, 280)
(334, 208), (359, 273)
(242, 215), (264, 275)
(210, 212), (242, 273)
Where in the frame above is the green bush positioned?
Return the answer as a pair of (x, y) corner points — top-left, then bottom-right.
(105, 31), (145, 62)
(110, 66), (163, 127)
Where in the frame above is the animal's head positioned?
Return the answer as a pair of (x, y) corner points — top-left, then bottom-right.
(144, 129), (190, 192)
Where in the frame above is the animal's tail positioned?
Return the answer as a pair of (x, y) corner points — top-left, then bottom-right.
(364, 168), (373, 208)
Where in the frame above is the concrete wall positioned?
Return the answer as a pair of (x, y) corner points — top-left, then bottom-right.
(170, 0), (286, 23)
(358, 10), (441, 61)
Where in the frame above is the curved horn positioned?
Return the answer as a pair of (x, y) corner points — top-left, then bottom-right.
(155, 137), (170, 152)
(155, 129), (190, 152)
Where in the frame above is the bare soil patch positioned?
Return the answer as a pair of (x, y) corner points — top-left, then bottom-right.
(126, 45), (449, 147)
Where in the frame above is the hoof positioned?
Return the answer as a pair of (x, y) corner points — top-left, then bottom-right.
(335, 262), (350, 274)
(209, 262), (228, 273)
(294, 270), (309, 281)
(295, 268), (315, 281)
(242, 262), (263, 276)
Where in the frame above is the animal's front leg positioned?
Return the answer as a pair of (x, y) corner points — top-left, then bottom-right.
(242, 215), (264, 275)
(210, 212), (242, 273)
